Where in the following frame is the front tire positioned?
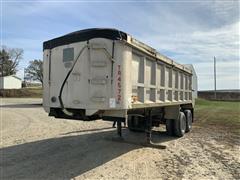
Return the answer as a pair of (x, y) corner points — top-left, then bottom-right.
(174, 112), (186, 137)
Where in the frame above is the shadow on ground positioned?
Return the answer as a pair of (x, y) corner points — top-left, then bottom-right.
(0, 103), (42, 108)
(60, 127), (114, 135)
(0, 128), (177, 179)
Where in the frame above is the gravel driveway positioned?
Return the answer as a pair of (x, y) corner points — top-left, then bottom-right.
(0, 98), (239, 179)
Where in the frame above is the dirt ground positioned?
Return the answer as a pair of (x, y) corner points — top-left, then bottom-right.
(0, 98), (239, 180)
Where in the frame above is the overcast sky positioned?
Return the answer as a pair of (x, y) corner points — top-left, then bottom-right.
(2, 0), (239, 90)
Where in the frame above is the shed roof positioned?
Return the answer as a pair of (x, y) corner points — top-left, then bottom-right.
(0, 75), (22, 81)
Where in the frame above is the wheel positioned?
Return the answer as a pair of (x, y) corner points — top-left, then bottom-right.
(127, 117), (134, 131)
(174, 112), (186, 137)
(166, 119), (174, 136)
(184, 110), (192, 133)
(127, 116), (145, 132)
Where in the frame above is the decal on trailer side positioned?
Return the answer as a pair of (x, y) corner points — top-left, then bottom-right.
(116, 64), (122, 104)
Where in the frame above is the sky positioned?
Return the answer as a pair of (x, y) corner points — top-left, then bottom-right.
(1, 0), (240, 90)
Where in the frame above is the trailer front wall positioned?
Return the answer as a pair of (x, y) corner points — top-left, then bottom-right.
(43, 39), (133, 114)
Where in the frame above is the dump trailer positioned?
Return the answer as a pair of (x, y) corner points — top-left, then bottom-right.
(43, 28), (197, 143)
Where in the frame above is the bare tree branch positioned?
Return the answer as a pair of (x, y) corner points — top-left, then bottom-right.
(25, 59), (43, 84)
(0, 46), (23, 76)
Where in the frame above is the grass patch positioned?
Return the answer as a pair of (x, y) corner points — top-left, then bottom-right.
(0, 87), (42, 98)
(25, 87), (43, 98)
(195, 98), (240, 134)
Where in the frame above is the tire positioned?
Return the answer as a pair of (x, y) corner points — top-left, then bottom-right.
(127, 116), (145, 132)
(174, 112), (186, 137)
(184, 110), (192, 133)
(127, 117), (134, 131)
(166, 119), (174, 136)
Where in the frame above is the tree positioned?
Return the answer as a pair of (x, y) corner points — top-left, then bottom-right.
(0, 46), (23, 76)
(25, 59), (43, 84)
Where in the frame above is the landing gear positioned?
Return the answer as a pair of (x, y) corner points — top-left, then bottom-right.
(127, 109), (154, 144)
(142, 109), (166, 149)
(112, 109), (166, 149)
(109, 117), (125, 141)
(145, 109), (153, 144)
(117, 119), (122, 137)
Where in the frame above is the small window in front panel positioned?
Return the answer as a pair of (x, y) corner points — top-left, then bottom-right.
(63, 48), (74, 62)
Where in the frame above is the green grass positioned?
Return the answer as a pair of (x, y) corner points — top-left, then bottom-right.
(195, 98), (240, 133)
(0, 87), (42, 98)
(25, 87), (43, 98)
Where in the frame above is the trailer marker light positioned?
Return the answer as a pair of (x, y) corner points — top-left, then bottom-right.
(51, 96), (57, 103)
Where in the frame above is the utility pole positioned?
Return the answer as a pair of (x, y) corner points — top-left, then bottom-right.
(214, 56), (217, 99)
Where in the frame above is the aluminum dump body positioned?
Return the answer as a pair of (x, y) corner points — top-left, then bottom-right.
(43, 28), (197, 118)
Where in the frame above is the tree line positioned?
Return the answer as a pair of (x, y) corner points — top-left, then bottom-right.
(0, 46), (43, 84)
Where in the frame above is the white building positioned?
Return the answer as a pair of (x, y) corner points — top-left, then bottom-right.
(0, 75), (22, 89)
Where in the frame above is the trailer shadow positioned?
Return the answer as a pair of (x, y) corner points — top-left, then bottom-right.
(0, 128), (177, 179)
(152, 130), (179, 143)
(60, 127), (115, 135)
(0, 103), (42, 108)
(121, 129), (178, 145)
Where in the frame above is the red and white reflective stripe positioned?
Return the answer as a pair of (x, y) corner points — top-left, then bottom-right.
(116, 65), (121, 104)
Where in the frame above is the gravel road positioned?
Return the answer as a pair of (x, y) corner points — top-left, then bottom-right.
(0, 98), (239, 180)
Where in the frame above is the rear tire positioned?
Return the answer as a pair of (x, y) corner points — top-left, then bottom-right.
(166, 119), (174, 136)
(184, 110), (192, 133)
(174, 112), (186, 137)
